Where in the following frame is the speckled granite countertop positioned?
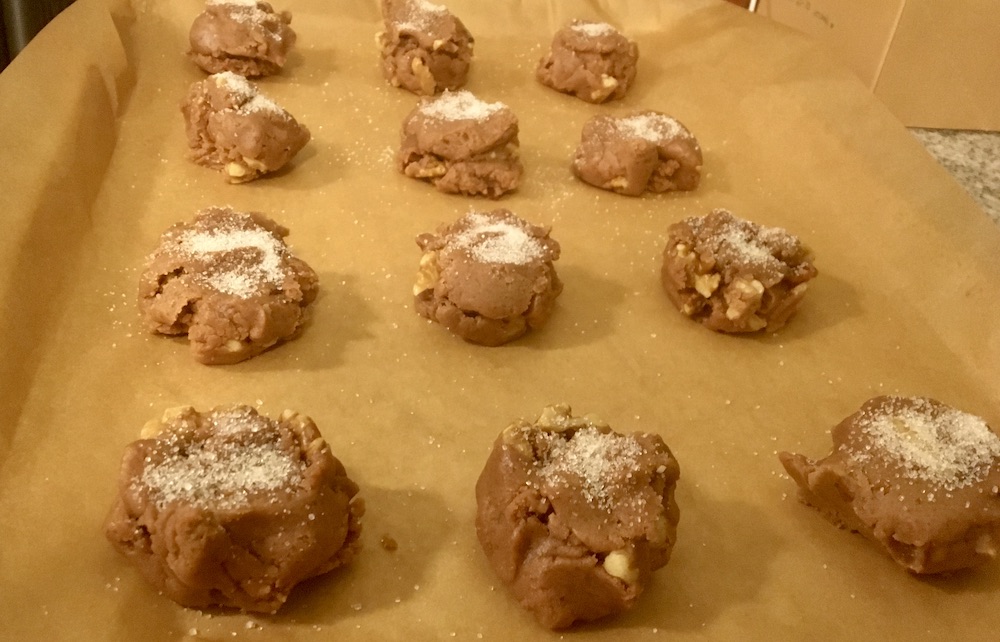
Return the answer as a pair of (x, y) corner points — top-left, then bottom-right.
(910, 128), (1000, 225)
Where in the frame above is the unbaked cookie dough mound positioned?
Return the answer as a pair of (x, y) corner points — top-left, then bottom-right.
(779, 396), (1000, 574)
(188, 0), (296, 77)
(413, 209), (561, 346)
(661, 209), (816, 333)
(105, 405), (364, 613)
(139, 207), (318, 365)
(377, 0), (474, 95)
(182, 71), (310, 183)
(476, 404), (681, 629)
(572, 110), (702, 196)
(398, 90), (522, 198)
(536, 20), (638, 103)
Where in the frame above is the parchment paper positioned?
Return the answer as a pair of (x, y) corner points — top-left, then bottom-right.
(2, 1), (1000, 640)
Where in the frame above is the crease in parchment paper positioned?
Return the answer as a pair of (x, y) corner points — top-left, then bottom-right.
(0, 0), (135, 467)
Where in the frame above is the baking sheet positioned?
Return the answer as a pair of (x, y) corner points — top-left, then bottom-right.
(2, 0), (1000, 640)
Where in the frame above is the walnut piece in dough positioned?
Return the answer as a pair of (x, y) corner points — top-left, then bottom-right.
(398, 90), (522, 198)
(188, 0), (296, 77)
(661, 209), (816, 332)
(572, 110), (702, 196)
(181, 71), (310, 183)
(476, 404), (681, 629)
(377, 0), (474, 95)
(138, 207), (318, 365)
(414, 209), (561, 346)
(105, 405), (363, 613)
(536, 20), (638, 103)
(779, 396), (1000, 574)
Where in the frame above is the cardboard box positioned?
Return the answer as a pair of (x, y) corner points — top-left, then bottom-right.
(756, 0), (1000, 130)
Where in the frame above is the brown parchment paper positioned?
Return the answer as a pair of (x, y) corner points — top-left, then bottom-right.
(2, 0), (1000, 640)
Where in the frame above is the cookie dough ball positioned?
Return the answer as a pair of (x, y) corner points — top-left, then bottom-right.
(536, 20), (638, 103)
(181, 71), (310, 183)
(139, 207), (318, 365)
(398, 90), (522, 198)
(377, 0), (474, 95)
(188, 0), (296, 77)
(572, 111), (702, 196)
(105, 405), (363, 612)
(661, 209), (816, 333)
(779, 396), (1000, 574)
(476, 404), (681, 629)
(413, 209), (561, 346)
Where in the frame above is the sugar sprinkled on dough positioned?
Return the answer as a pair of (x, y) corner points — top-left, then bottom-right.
(207, 0), (278, 36)
(415, 0), (446, 13)
(243, 93), (283, 115)
(212, 406), (271, 435)
(570, 22), (617, 38)
(614, 113), (688, 143)
(214, 71), (254, 98)
(211, 72), (283, 115)
(453, 212), (544, 265)
(419, 90), (505, 122)
(536, 427), (643, 510)
(717, 224), (779, 266)
(175, 216), (287, 298)
(852, 397), (1000, 491)
(141, 444), (300, 510)
(692, 211), (797, 270)
(394, 0), (448, 32)
(141, 410), (304, 511)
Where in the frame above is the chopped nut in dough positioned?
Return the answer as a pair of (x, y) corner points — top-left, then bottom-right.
(779, 396), (1000, 574)
(573, 110), (702, 196)
(476, 404), (681, 629)
(138, 207), (318, 364)
(603, 549), (639, 584)
(378, 0), (474, 95)
(181, 72), (310, 183)
(537, 20), (638, 103)
(413, 210), (561, 346)
(105, 405), (363, 612)
(397, 90), (522, 198)
(188, 0), (296, 77)
(661, 209), (816, 333)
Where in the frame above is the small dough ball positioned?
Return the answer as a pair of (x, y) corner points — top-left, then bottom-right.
(572, 110), (702, 196)
(779, 396), (1000, 574)
(398, 90), (522, 198)
(377, 0), (474, 95)
(661, 209), (816, 333)
(139, 207), (318, 365)
(413, 209), (561, 346)
(104, 405), (363, 613)
(476, 404), (681, 629)
(181, 71), (310, 183)
(536, 20), (638, 103)
(188, 0), (296, 77)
